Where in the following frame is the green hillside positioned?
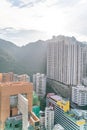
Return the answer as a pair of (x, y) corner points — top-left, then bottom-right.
(0, 39), (47, 76)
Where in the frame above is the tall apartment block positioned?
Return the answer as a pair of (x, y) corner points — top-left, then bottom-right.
(18, 74), (30, 82)
(45, 107), (54, 130)
(72, 85), (87, 106)
(0, 72), (30, 82)
(33, 73), (46, 97)
(0, 72), (14, 82)
(46, 93), (87, 130)
(40, 111), (45, 130)
(47, 35), (87, 85)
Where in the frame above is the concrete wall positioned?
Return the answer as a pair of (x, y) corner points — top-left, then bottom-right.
(47, 78), (72, 99)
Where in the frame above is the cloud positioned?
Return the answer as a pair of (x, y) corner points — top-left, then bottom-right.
(55, 0), (80, 7)
(0, 0), (87, 45)
(8, 0), (45, 8)
(7, 0), (23, 7)
(0, 27), (48, 46)
(61, 0), (87, 41)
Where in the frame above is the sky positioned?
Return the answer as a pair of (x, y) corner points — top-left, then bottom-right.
(0, 0), (87, 46)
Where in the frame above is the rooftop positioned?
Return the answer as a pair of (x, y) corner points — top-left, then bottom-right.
(50, 95), (62, 102)
(64, 110), (86, 126)
(49, 94), (69, 103)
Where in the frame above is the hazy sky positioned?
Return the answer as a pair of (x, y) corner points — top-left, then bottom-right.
(0, 0), (87, 46)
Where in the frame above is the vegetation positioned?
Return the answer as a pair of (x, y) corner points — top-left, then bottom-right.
(0, 39), (47, 77)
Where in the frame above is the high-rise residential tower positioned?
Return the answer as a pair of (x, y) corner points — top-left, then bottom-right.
(45, 107), (54, 130)
(72, 85), (87, 106)
(33, 73), (46, 97)
(47, 35), (87, 85)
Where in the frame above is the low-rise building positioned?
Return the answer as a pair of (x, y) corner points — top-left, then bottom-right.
(46, 93), (87, 130)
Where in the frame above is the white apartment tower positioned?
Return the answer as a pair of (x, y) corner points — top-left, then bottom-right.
(33, 73), (46, 97)
(72, 85), (87, 106)
(47, 35), (87, 85)
(45, 107), (54, 130)
(40, 111), (45, 130)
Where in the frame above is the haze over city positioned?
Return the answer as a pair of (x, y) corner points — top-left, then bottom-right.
(0, 0), (87, 46)
(1, 1), (87, 130)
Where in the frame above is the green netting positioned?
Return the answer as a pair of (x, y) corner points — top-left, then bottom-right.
(4, 119), (22, 130)
(5, 119), (34, 130)
(32, 106), (40, 118)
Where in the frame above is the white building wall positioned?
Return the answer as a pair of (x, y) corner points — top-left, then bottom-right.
(33, 73), (46, 97)
(45, 107), (54, 130)
(47, 36), (87, 85)
(72, 86), (87, 106)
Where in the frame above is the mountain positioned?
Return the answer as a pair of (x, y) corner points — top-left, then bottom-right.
(18, 40), (47, 75)
(0, 39), (47, 77)
(1, 35), (86, 78)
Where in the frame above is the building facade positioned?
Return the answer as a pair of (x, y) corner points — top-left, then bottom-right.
(0, 82), (33, 130)
(0, 72), (30, 82)
(72, 85), (87, 106)
(0, 72), (14, 82)
(33, 73), (46, 97)
(45, 107), (54, 130)
(40, 111), (45, 130)
(47, 35), (87, 85)
(18, 74), (30, 82)
(46, 93), (87, 130)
